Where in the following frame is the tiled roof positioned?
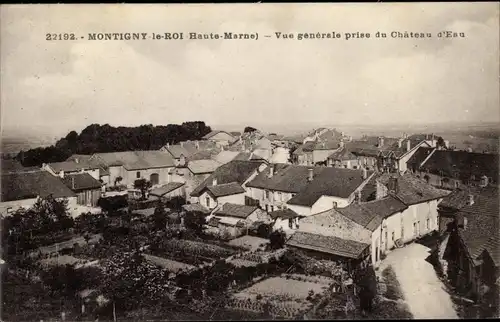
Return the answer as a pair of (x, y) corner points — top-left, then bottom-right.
(359, 175), (377, 202)
(287, 168), (374, 206)
(406, 147), (435, 170)
(164, 140), (218, 159)
(190, 160), (263, 197)
(269, 208), (301, 220)
(230, 131), (241, 137)
(336, 196), (408, 231)
(233, 152), (253, 161)
(439, 186), (485, 211)
(1, 159), (39, 174)
(206, 182), (246, 197)
(150, 182), (185, 197)
(92, 151), (175, 170)
(286, 231), (369, 259)
(419, 150), (499, 183)
(187, 148), (222, 162)
(62, 173), (102, 191)
(182, 203), (210, 214)
(47, 160), (99, 173)
(293, 141), (315, 155)
(213, 151), (241, 165)
(202, 130), (234, 140)
(346, 136), (428, 159)
(377, 173), (450, 206)
(187, 159), (221, 174)
(66, 155), (110, 176)
(1, 170), (76, 202)
(214, 203), (258, 219)
(328, 147), (358, 161)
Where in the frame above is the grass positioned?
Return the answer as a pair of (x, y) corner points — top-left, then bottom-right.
(381, 266), (405, 301)
(234, 276), (328, 299)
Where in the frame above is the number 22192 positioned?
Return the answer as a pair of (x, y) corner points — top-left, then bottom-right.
(46, 33), (77, 41)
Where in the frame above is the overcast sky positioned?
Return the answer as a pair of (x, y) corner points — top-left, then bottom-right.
(1, 3), (498, 138)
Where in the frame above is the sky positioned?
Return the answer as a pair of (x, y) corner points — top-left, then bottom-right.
(1, 3), (499, 139)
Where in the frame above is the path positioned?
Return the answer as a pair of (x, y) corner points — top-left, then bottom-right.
(379, 243), (458, 319)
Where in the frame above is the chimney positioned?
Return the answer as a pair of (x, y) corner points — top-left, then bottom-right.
(195, 141), (200, 150)
(268, 165), (274, 178)
(388, 176), (399, 194)
(480, 175), (488, 187)
(308, 168), (314, 182)
(398, 139), (403, 148)
(341, 131), (345, 137)
(71, 176), (75, 190)
(59, 171), (64, 178)
(180, 142), (184, 148)
(406, 140), (411, 152)
(467, 194), (474, 206)
(212, 177), (218, 186)
(378, 137), (384, 147)
(362, 167), (368, 180)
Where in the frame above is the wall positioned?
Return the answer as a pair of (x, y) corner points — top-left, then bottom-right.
(270, 147), (290, 164)
(397, 142), (431, 174)
(414, 171), (461, 190)
(43, 165), (100, 181)
(0, 198), (38, 216)
(123, 167), (174, 188)
(208, 132), (235, 145)
(199, 190), (217, 210)
(312, 148), (339, 164)
(217, 193), (246, 206)
(75, 189), (101, 207)
(245, 208), (271, 225)
(329, 159), (361, 170)
(299, 210), (372, 244)
(287, 204), (312, 217)
(310, 195), (351, 214)
(185, 171), (212, 200)
(248, 186), (294, 212)
(108, 166), (124, 186)
(272, 217), (299, 232)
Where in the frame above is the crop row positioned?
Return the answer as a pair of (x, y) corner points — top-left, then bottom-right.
(225, 298), (312, 319)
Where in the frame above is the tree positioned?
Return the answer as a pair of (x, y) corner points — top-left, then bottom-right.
(436, 136), (447, 149)
(269, 230), (286, 250)
(183, 211), (206, 234)
(244, 126), (257, 133)
(354, 265), (377, 313)
(152, 203), (168, 230)
(134, 179), (151, 200)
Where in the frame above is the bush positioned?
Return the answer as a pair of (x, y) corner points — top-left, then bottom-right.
(98, 195), (128, 213)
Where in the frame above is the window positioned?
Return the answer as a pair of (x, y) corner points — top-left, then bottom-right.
(391, 231), (395, 241)
(136, 171), (141, 179)
(413, 222), (417, 236)
(270, 205), (274, 212)
(205, 197), (210, 208)
(6, 207), (13, 214)
(265, 204), (269, 212)
(426, 218), (430, 230)
(288, 218), (293, 229)
(455, 181), (460, 188)
(265, 190), (270, 200)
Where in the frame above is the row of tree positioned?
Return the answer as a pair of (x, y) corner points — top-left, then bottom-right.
(16, 122), (212, 167)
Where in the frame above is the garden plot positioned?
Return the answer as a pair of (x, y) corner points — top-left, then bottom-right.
(142, 253), (195, 274)
(229, 275), (332, 319)
(228, 258), (259, 267)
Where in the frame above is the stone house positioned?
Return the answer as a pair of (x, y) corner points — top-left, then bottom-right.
(42, 159), (100, 181)
(208, 203), (271, 237)
(61, 173), (102, 207)
(202, 130), (237, 147)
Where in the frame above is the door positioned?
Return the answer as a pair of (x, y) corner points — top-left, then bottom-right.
(150, 173), (159, 186)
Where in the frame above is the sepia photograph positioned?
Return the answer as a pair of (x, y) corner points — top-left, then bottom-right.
(0, 2), (499, 320)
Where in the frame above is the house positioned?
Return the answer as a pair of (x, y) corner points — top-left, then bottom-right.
(286, 231), (371, 273)
(292, 138), (343, 166)
(42, 159), (100, 181)
(213, 150), (242, 165)
(246, 164), (375, 215)
(408, 148), (499, 190)
(303, 128), (342, 144)
(190, 160), (267, 209)
(149, 182), (186, 202)
(66, 155), (111, 185)
(61, 173), (102, 207)
(296, 172), (449, 267)
(184, 159), (221, 201)
(327, 147), (360, 169)
(160, 140), (218, 167)
(0, 170), (77, 216)
(209, 203), (271, 237)
(269, 208), (302, 234)
(442, 186), (499, 302)
(202, 130), (236, 146)
(89, 151), (176, 188)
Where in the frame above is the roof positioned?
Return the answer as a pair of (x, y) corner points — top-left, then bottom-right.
(406, 147), (435, 170)
(164, 140), (218, 159)
(328, 147), (358, 161)
(92, 151), (175, 170)
(377, 173), (450, 206)
(66, 155), (110, 176)
(1, 170), (76, 202)
(347, 136), (429, 159)
(1, 159), (39, 174)
(214, 151), (241, 165)
(232, 152), (253, 161)
(336, 196), (408, 231)
(150, 182), (185, 197)
(187, 148), (222, 162)
(439, 186), (484, 211)
(287, 168), (374, 206)
(46, 159), (99, 173)
(182, 203), (210, 214)
(419, 150), (499, 183)
(202, 130), (235, 140)
(214, 203), (258, 219)
(286, 231), (369, 259)
(269, 208), (301, 220)
(191, 160), (263, 197)
(230, 131), (241, 137)
(61, 173), (102, 191)
(187, 159), (221, 174)
(293, 141), (316, 155)
(206, 182), (246, 197)
(455, 186), (499, 266)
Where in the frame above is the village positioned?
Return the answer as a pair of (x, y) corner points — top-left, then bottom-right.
(1, 126), (499, 320)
